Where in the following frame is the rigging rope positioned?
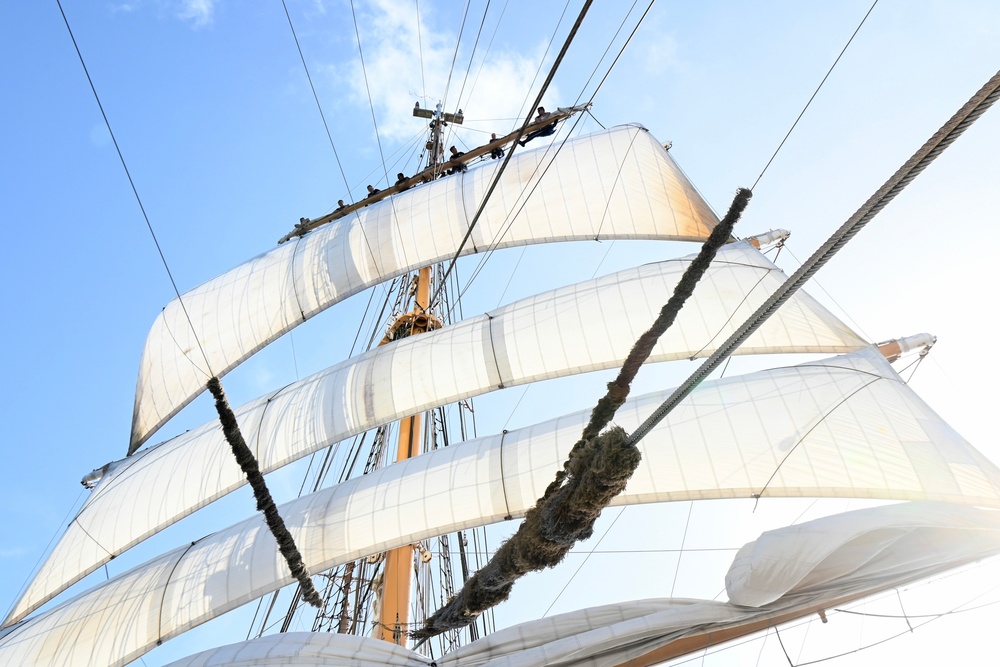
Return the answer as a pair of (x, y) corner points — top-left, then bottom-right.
(751, 0), (879, 191)
(207, 377), (323, 608)
(429, 0), (594, 309)
(412, 188), (751, 641)
(55, 0), (214, 383)
(60, 0), (328, 622)
(627, 68), (1000, 448)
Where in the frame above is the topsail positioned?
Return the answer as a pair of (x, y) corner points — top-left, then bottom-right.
(129, 125), (721, 451)
(7, 241), (864, 626)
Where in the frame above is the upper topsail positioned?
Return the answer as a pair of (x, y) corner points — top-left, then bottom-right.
(129, 125), (720, 452)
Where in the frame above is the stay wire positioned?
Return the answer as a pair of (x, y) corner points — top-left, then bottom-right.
(415, 0), (427, 100)
(751, 0), (879, 191)
(280, 0), (354, 203)
(575, 0), (656, 106)
(626, 68), (1000, 449)
(459, 0), (510, 114)
(540, 506), (627, 618)
(56, 0), (213, 378)
(348, 0), (414, 271)
(451, 0), (492, 115)
(440, 0), (472, 113)
(572, 0), (642, 105)
(450, 0), (654, 311)
(429, 0), (595, 309)
(348, 0), (395, 193)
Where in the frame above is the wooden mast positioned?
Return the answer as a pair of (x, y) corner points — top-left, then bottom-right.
(377, 103), (456, 645)
(377, 265), (433, 644)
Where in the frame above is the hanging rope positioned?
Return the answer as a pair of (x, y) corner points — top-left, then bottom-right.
(207, 377), (323, 608)
(411, 188), (751, 641)
(627, 67), (1000, 448)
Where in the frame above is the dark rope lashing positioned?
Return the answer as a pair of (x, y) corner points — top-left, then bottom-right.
(207, 377), (323, 608)
(411, 188), (752, 641)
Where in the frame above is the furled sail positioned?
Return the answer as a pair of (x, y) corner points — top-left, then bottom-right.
(130, 124), (722, 451)
(6, 242), (865, 626)
(4, 350), (1000, 666)
(155, 504), (1000, 667)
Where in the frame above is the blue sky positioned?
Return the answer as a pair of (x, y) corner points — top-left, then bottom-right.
(1, 1), (999, 665)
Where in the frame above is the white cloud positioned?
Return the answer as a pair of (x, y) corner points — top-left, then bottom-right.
(176, 0), (215, 28)
(332, 0), (560, 143)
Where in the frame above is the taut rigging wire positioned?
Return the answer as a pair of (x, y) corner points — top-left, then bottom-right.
(627, 68), (1000, 448)
(446, 2), (659, 310)
(55, 0), (213, 380)
(751, 0), (879, 191)
(428, 0), (596, 310)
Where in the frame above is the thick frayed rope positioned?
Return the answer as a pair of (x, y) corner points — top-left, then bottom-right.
(412, 426), (638, 640)
(207, 376), (323, 608)
(412, 188), (752, 640)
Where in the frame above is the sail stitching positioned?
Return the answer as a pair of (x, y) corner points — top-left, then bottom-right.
(288, 235), (308, 321)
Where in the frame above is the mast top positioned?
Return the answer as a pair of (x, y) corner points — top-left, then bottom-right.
(277, 104), (590, 245)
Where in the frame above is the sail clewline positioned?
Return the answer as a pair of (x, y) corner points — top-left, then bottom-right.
(129, 125), (721, 452)
(4, 349), (1000, 666)
(6, 242), (865, 626)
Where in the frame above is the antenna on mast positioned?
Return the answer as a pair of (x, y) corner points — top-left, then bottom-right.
(414, 101), (463, 169)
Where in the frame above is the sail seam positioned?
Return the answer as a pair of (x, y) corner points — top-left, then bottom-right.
(499, 430), (512, 521)
(157, 539), (201, 646)
(485, 313), (506, 389)
(289, 235), (308, 321)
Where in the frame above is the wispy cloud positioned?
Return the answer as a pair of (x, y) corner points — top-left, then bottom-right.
(0, 547), (28, 559)
(176, 0), (216, 28)
(333, 0), (560, 142)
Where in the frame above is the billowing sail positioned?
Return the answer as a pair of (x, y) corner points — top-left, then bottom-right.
(6, 242), (866, 626)
(155, 503), (1000, 667)
(4, 350), (1000, 667)
(130, 124), (722, 451)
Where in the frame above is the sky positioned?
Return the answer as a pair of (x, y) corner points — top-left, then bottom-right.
(1, 0), (999, 665)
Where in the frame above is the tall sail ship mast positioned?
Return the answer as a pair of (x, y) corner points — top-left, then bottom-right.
(3, 3), (1000, 667)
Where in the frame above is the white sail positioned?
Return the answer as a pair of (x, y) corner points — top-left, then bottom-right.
(158, 503), (1000, 667)
(6, 242), (866, 626)
(0, 494), (1000, 667)
(130, 124), (721, 451)
(6, 493), (1000, 667)
(4, 350), (999, 667)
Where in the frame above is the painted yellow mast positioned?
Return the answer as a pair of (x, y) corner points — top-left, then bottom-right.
(377, 266), (433, 644)
(377, 103), (457, 645)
